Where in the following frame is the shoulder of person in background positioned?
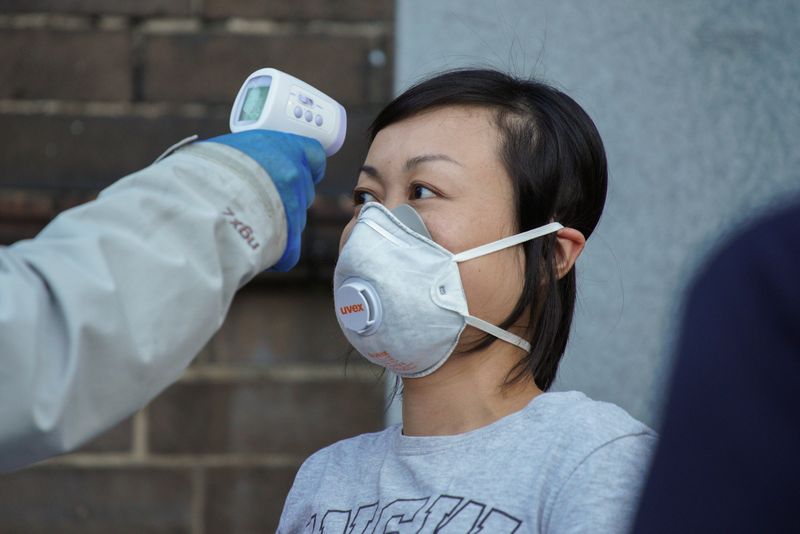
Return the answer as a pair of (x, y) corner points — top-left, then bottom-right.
(632, 199), (800, 534)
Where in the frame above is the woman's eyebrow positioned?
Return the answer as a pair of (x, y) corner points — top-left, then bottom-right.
(404, 154), (463, 172)
(359, 154), (462, 181)
(359, 164), (383, 182)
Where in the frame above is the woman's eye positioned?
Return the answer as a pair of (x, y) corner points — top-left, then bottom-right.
(411, 184), (436, 200)
(353, 190), (377, 205)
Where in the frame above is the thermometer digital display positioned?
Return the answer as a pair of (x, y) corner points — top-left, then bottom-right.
(230, 68), (347, 156)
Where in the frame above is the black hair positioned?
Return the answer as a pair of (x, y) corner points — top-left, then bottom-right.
(369, 68), (608, 390)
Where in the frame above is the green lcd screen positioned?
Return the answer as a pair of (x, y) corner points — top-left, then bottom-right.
(239, 85), (270, 122)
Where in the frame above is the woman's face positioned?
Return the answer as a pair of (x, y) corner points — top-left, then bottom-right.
(341, 105), (527, 344)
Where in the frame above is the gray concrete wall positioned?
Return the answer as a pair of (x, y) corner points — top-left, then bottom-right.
(391, 0), (800, 425)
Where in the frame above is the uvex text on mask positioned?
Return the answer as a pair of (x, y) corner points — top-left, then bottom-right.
(333, 202), (563, 378)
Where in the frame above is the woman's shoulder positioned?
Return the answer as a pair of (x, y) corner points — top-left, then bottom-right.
(522, 392), (657, 532)
(523, 390), (656, 448)
(280, 427), (399, 522)
(297, 425), (398, 473)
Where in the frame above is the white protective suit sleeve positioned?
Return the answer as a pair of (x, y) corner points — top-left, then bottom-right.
(0, 141), (288, 472)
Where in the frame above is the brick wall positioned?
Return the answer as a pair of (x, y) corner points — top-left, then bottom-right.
(0, 1), (393, 531)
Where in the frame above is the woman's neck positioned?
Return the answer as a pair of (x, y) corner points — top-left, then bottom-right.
(400, 341), (543, 436)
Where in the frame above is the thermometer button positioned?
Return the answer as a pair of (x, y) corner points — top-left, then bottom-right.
(304, 110), (313, 122)
(315, 114), (323, 126)
(293, 106), (303, 118)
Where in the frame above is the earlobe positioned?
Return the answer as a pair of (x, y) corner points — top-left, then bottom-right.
(555, 228), (586, 279)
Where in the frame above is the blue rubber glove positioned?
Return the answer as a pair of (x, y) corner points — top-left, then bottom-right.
(204, 130), (326, 271)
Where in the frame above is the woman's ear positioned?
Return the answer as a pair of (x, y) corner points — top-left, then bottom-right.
(554, 228), (586, 279)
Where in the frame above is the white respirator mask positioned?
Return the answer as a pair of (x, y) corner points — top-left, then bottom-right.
(333, 202), (563, 378)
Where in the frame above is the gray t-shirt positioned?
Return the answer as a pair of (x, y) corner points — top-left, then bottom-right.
(278, 391), (656, 534)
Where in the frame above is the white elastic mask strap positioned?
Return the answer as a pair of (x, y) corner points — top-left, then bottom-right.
(452, 222), (564, 263)
(464, 316), (532, 353)
(361, 218), (405, 246)
(455, 222), (562, 353)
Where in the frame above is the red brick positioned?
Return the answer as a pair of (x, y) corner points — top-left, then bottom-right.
(0, 220), (44, 243)
(0, 0), (191, 16)
(75, 416), (133, 453)
(70, 419), (133, 453)
(0, 113), (228, 191)
(295, 215), (350, 276)
(143, 33), (390, 106)
(0, 106), (374, 191)
(0, 188), (94, 221)
(0, 29), (132, 101)
(0, 104), (373, 244)
(0, 188), (95, 243)
(0, 467), (193, 533)
(148, 379), (384, 455)
(205, 466), (298, 533)
(0, 103), (370, 189)
(203, 283), (350, 365)
(203, 0), (394, 20)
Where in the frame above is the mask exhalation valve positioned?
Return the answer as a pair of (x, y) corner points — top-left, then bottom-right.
(334, 278), (382, 335)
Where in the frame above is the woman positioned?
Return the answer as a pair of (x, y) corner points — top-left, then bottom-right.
(278, 69), (655, 533)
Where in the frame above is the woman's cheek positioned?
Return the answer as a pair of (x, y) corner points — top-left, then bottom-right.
(459, 250), (525, 323)
(422, 211), (470, 252)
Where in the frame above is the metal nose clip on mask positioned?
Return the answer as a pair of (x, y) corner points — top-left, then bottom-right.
(333, 202), (563, 378)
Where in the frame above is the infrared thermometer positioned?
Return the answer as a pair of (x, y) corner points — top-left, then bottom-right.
(230, 68), (347, 156)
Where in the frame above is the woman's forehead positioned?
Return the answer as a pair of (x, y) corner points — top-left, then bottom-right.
(360, 106), (514, 204)
(368, 106), (500, 163)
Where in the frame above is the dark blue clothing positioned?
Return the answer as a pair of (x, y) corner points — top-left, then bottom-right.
(632, 201), (800, 533)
